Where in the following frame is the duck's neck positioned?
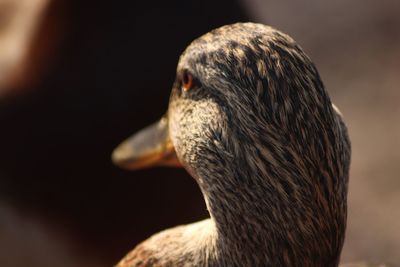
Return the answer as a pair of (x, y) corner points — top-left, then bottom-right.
(196, 140), (347, 267)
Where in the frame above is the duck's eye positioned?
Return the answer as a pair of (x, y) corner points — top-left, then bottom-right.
(182, 70), (193, 92)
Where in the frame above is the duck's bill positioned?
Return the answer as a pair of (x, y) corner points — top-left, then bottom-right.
(112, 116), (181, 170)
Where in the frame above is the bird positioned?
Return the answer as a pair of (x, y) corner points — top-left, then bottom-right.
(112, 22), (359, 267)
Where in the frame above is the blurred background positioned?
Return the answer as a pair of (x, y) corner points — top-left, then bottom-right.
(0, 0), (399, 266)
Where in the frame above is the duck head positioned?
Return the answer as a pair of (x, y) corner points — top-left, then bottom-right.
(113, 23), (351, 266)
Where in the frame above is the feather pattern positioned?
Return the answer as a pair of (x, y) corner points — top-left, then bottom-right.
(116, 23), (352, 267)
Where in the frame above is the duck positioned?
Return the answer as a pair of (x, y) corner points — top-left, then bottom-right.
(111, 22), (353, 267)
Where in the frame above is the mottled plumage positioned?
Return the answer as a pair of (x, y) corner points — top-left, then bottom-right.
(114, 23), (352, 267)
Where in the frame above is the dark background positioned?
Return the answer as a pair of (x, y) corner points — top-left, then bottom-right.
(0, 1), (247, 266)
(0, 1), (399, 266)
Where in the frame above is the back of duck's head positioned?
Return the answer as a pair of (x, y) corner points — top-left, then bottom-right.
(169, 22), (350, 184)
(168, 22), (350, 266)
